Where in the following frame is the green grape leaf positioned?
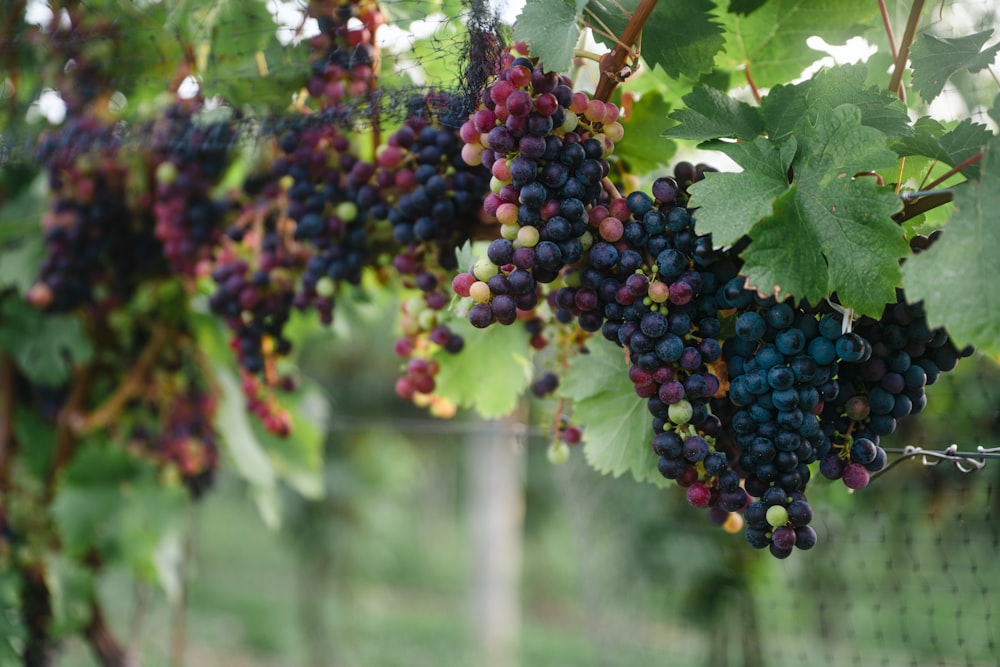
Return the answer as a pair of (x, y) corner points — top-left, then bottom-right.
(167, 0), (299, 108)
(938, 121), (993, 173)
(903, 138), (1000, 356)
(588, 0), (724, 80)
(762, 64), (913, 140)
(638, 0), (724, 80)
(109, 4), (183, 103)
(910, 29), (1000, 103)
(740, 105), (907, 316)
(0, 173), (46, 294)
(433, 318), (533, 419)
(687, 136), (796, 246)
(51, 443), (187, 582)
(663, 85), (764, 141)
(559, 339), (665, 487)
(0, 298), (93, 386)
(0, 234), (43, 296)
(614, 91), (676, 174)
(740, 186), (829, 303)
(891, 118), (991, 179)
(719, 0), (880, 88)
(890, 116), (950, 162)
(210, 355), (287, 527)
(0, 571), (25, 662)
(513, 0), (586, 73)
(13, 410), (57, 479)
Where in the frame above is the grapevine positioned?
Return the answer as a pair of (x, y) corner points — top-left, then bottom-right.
(1, 0), (998, 664)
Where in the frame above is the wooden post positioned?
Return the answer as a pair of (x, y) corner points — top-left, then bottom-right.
(467, 417), (525, 667)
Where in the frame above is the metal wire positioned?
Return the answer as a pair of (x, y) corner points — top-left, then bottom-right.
(873, 444), (1000, 478)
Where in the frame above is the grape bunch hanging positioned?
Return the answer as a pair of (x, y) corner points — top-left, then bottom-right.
(448, 45), (973, 558)
(16, 1), (975, 560)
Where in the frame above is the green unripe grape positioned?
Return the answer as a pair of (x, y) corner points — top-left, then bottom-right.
(766, 504), (789, 528)
(276, 358), (297, 377)
(473, 258), (499, 281)
(547, 442), (570, 465)
(417, 309), (437, 330)
(469, 281), (492, 303)
(404, 295), (426, 315)
(668, 399), (693, 425)
(316, 276), (336, 298)
(155, 161), (178, 185)
(500, 223), (519, 241)
(336, 201), (358, 222)
(516, 225), (540, 248)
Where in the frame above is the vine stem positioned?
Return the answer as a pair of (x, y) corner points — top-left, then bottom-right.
(923, 150), (984, 190)
(77, 325), (172, 435)
(593, 0), (659, 103)
(744, 63), (762, 104)
(368, 16), (382, 157)
(48, 362), (97, 497)
(85, 600), (134, 667)
(878, 0), (904, 102)
(878, 0), (899, 62)
(601, 176), (623, 200)
(888, 0), (925, 98)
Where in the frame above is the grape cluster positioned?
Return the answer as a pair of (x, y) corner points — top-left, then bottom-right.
(209, 121), (371, 394)
(721, 300), (843, 556)
(208, 250), (296, 392)
(279, 122), (374, 320)
(154, 381), (220, 498)
(151, 102), (236, 276)
(28, 116), (163, 311)
(469, 148), (976, 557)
(818, 295), (972, 489)
(453, 47), (627, 327)
(305, 0), (384, 108)
(371, 112), (492, 387)
(519, 165), (754, 522)
(724, 303), (837, 495)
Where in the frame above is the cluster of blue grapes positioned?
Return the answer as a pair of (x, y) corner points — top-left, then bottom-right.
(454, 145), (974, 557)
(151, 101), (235, 276)
(724, 303), (840, 497)
(304, 0), (383, 108)
(28, 116), (163, 312)
(453, 49), (628, 327)
(731, 295), (972, 556)
(818, 296), (973, 490)
(721, 300), (845, 556)
(205, 0), (386, 415)
(573, 174), (753, 513)
(372, 112), (493, 374)
(279, 122), (375, 321)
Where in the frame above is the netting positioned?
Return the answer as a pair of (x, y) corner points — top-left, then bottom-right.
(1, 0), (506, 167)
